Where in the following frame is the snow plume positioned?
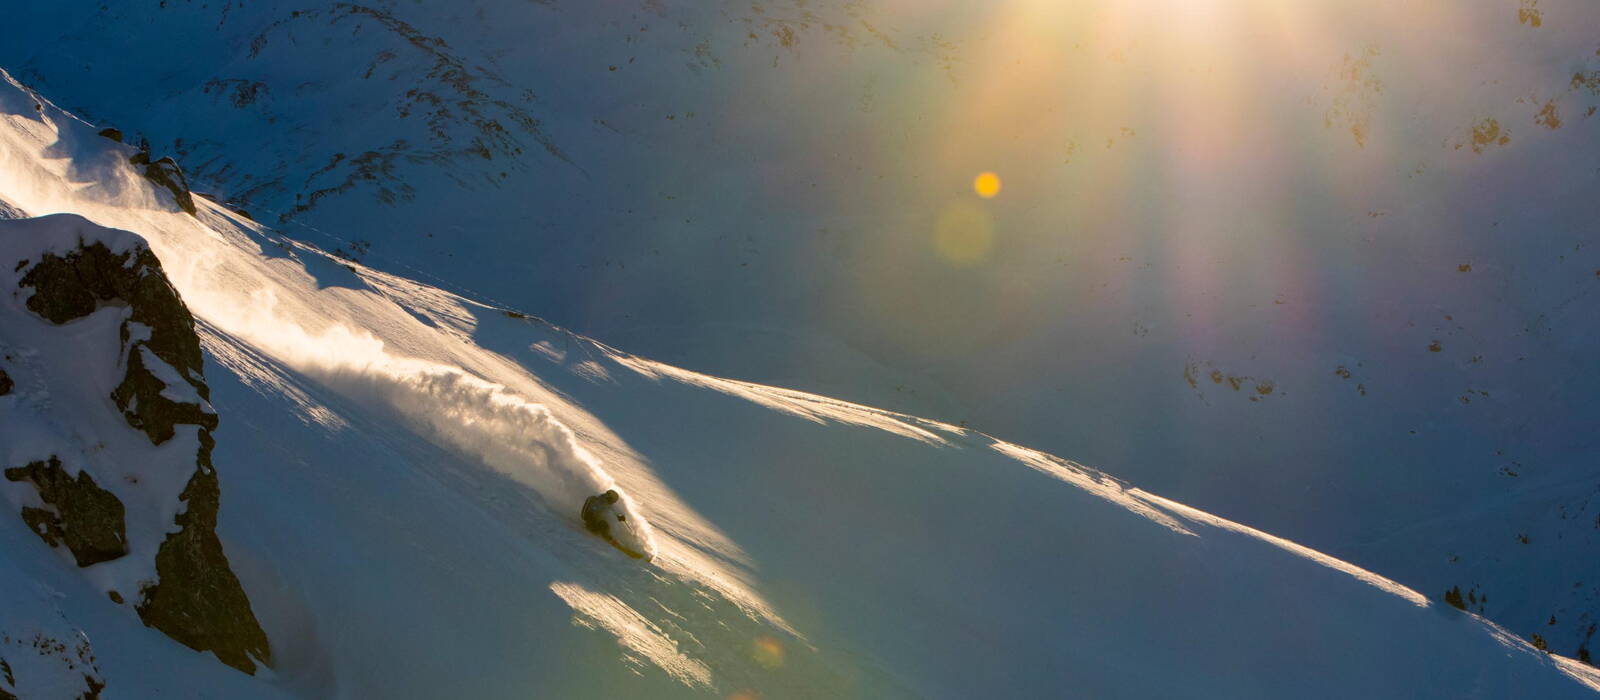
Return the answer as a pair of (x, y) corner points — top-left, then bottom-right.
(0, 69), (639, 538)
(210, 287), (640, 537)
(318, 344), (616, 513)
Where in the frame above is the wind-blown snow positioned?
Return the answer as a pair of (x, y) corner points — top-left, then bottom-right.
(191, 288), (634, 541)
(10, 0), (1599, 666)
(550, 581), (714, 688)
(613, 352), (953, 447)
(1, 64), (652, 555)
(3, 66), (1600, 698)
(1, 65), (785, 677)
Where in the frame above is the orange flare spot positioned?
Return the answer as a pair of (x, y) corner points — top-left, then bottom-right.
(973, 171), (1001, 198)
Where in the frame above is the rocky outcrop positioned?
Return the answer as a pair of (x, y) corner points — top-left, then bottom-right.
(3, 457), (128, 567)
(110, 344), (219, 445)
(19, 241), (217, 444)
(0, 367), (11, 395)
(16, 234), (271, 675)
(136, 431), (271, 675)
(128, 152), (197, 216)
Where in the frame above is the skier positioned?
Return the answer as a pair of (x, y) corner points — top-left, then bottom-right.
(580, 489), (652, 561)
(582, 489), (622, 539)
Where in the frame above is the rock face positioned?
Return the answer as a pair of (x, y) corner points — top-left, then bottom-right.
(14, 233), (271, 674)
(128, 152), (196, 216)
(20, 240), (218, 444)
(0, 367), (11, 395)
(136, 430), (272, 675)
(3, 457), (128, 567)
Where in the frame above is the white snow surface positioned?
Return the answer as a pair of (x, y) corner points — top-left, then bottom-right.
(4, 3), (1599, 664)
(3, 67), (1600, 698)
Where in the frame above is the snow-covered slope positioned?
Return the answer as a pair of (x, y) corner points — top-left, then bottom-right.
(3, 68), (1600, 697)
(0, 212), (273, 673)
(4, 1), (1600, 664)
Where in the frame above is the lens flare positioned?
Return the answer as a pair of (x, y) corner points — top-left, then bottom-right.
(973, 171), (1002, 198)
(750, 635), (785, 669)
(934, 199), (995, 266)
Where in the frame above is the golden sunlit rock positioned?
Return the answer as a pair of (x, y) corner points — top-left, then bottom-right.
(973, 171), (1001, 198)
(934, 199), (995, 266)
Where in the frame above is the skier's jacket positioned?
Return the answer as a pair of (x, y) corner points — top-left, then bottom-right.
(582, 490), (620, 538)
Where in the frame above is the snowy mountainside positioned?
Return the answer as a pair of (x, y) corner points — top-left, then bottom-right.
(3, 68), (1600, 697)
(5, 5), (1600, 664)
(0, 213), (272, 676)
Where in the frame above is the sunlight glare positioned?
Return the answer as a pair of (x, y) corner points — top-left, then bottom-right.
(751, 635), (785, 670)
(973, 171), (1001, 198)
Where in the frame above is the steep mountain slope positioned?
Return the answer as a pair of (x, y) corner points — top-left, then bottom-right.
(3, 68), (1600, 697)
(1, 215), (272, 675)
(4, 3), (1600, 662)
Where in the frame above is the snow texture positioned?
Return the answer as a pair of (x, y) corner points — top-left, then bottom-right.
(4, 6), (1597, 665)
(2, 65), (1600, 698)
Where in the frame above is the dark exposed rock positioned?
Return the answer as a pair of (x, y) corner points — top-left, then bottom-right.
(19, 241), (213, 444)
(194, 193), (255, 222)
(0, 367), (11, 396)
(201, 79), (268, 108)
(4, 457), (128, 567)
(110, 344), (218, 445)
(15, 234), (270, 674)
(96, 127), (122, 143)
(83, 674), (107, 699)
(128, 152), (196, 216)
(137, 432), (272, 675)
(19, 507), (62, 545)
(0, 658), (14, 700)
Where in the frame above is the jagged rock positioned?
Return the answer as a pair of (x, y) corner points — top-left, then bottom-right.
(128, 152), (196, 216)
(97, 127), (122, 143)
(19, 241), (215, 444)
(0, 657), (13, 698)
(15, 233), (271, 675)
(137, 432), (271, 675)
(4, 457), (128, 567)
(0, 367), (11, 395)
(110, 344), (218, 444)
